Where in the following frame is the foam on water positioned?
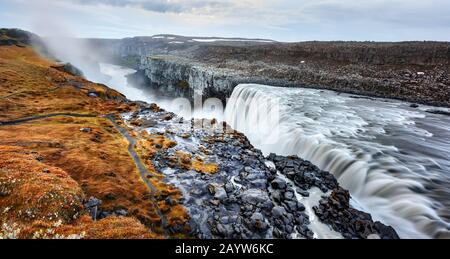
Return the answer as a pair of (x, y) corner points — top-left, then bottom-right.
(98, 63), (450, 239)
(225, 84), (450, 239)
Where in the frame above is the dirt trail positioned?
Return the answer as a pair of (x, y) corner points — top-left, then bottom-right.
(0, 113), (169, 237)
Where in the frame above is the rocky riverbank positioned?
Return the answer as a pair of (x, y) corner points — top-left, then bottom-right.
(122, 103), (399, 239)
(0, 28), (399, 239)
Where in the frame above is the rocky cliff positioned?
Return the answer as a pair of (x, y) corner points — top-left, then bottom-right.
(92, 35), (450, 107)
(1, 29), (399, 239)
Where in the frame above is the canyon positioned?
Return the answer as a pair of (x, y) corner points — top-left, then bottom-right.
(90, 34), (450, 107)
(2, 28), (450, 239)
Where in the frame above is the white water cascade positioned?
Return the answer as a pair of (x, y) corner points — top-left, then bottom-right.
(225, 84), (450, 239)
(96, 63), (450, 239)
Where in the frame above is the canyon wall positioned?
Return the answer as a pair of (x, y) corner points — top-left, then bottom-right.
(91, 36), (450, 107)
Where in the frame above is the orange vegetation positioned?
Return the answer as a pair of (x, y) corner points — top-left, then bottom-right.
(0, 46), (132, 121)
(132, 131), (191, 236)
(172, 150), (218, 174)
(0, 45), (188, 238)
(0, 146), (158, 239)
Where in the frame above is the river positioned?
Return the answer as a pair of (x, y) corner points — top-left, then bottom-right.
(99, 63), (450, 239)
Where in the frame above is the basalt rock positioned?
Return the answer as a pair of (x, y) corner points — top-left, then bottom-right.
(92, 36), (450, 107)
(123, 104), (399, 239)
(313, 188), (400, 239)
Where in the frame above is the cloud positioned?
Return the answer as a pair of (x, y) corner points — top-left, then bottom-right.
(1, 0), (450, 41)
(70, 0), (232, 14)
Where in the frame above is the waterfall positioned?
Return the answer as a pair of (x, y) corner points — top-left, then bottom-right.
(225, 84), (450, 239)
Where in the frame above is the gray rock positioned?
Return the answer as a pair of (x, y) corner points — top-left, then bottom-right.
(250, 179), (267, 189)
(80, 128), (91, 133)
(271, 190), (282, 202)
(115, 209), (128, 216)
(88, 92), (98, 98)
(297, 203), (306, 212)
(284, 200), (298, 211)
(241, 189), (268, 205)
(271, 177), (287, 189)
(224, 182), (235, 193)
(272, 206), (286, 218)
(85, 197), (102, 208)
(284, 190), (295, 200)
(250, 212), (268, 231)
(214, 187), (228, 200)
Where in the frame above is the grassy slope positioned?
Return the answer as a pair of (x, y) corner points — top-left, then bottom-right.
(0, 45), (189, 238)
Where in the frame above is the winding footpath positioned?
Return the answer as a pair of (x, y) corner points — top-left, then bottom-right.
(0, 113), (169, 237)
(105, 114), (169, 236)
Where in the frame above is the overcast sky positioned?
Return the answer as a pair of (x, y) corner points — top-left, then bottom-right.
(1, 0), (449, 41)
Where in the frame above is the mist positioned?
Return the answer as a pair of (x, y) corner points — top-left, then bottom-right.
(26, 0), (112, 84)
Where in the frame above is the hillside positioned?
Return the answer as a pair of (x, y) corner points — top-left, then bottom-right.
(0, 29), (400, 239)
(0, 31), (190, 238)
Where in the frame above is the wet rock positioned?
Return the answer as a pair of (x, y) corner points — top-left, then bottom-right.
(161, 113), (174, 121)
(250, 212), (269, 232)
(297, 203), (306, 212)
(296, 188), (310, 197)
(224, 182), (235, 193)
(138, 107), (394, 239)
(272, 206), (286, 218)
(426, 109), (450, 116)
(244, 166), (252, 173)
(209, 199), (220, 206)
(270, 190), (282, 202)
(214, 187), (228, 200)
(179, 133), (191, 139)
(313, 187), (399, 239)
(284, 190), (295, 200)
(165, 197), (176, 206)
(241, 189), (267, 205)
(271, 177), (287, 189)
(284, 200), (299, 212)
(267, 153), (277, 161)
(141, 119), (158, 127)
(373, 222), (400, 239)
(52, 62), (84, 77)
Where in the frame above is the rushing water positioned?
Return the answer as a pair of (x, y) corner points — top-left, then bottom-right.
(99, 63), (224, 120)
(99, 63), (149, 102)
(225, 84), (450, 239)
(99, 63), (450, 239)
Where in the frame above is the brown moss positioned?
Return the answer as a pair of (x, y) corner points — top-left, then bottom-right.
(173, 150), (218, 174)
(191, 160), (219, 174)
(0, 46), (126, 121)
(0, 146), (159, 239)
(0, 45), (192, 238)
(15, 216), (159, 239)
(0, 145), (84, 224)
